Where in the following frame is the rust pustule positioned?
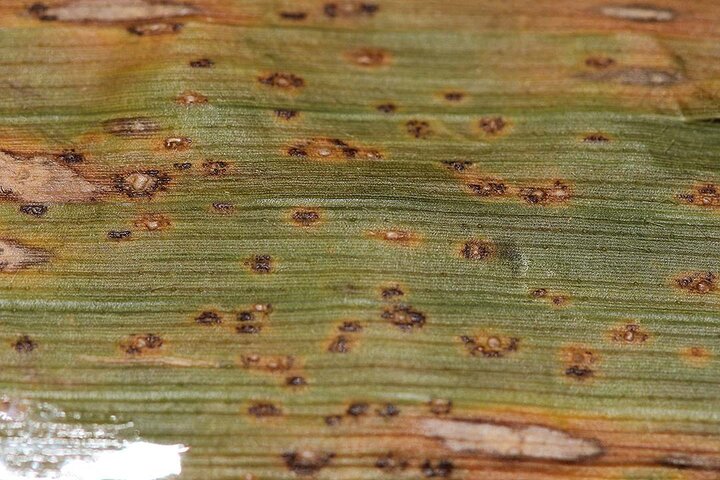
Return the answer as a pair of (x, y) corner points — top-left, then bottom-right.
(406, 120), (432, 139)
(519, 181), (571, 205)
(461, 334), (519, 358)
(382, 305), (426, 331)
(12, 335), (37, 353)
(28, 0), (198, 23)
(195, 311), (222, 326)
(258, 72), (304, 89)
(282, 451), (334, 476)
(461, 240), (494, 260)
(675, 272), (716, 294)
(121, 333), (163, 355)
(103, 117), (159, 137)
(114, 170), (170, 198)
(0, 239), (49, 272)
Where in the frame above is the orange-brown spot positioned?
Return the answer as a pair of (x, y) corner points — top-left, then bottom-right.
(128, 22), (183, 35)
(610, 323), (649, 345)
(675, 272), (716, 294)
(460, 240), (494, 260)
(460, 333), (519, 358)
(406, 120), (432, 139)
(585, 56), (615, 69)
(428, 398), (452, 416)
(287, 137), (382, 161)
(345, 47), (390, 67)
(519, 181), (571, 205)
(195, 310), (222, 326)
(291, 208), (321, 226)
(561, 345), (598, 381)
(121, 333), (164, 355)
(466, 179), (507, 198)
(248, 402), (282, 417)
(258, 72), (304, 89)
(680, 346), (712, 367)
(114, 170), (170, 198)
(175, 90), (208, 105)
(245, 255), (273, 274)
(164, 136), (191, 150)
(328, 335), (352, 353)
(678, 184), (720, 208)
(368, 229), (420, 245)
(382, 305), (426, 331)
(12, 335), (37, 353)
(134, 213), (171, 231)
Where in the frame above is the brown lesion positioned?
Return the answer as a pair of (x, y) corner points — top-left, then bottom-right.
(323, 2), (379, 18)
(460, 333), (519, 358)
(345, 47), (391, 68)
(518, 180), (571, 205)
(286, 137), (383, 161)
(127, 22), (183, 35)
(0, 239), (49, 273)
(134, 213), (171, 231)
(11, 335), (37, 353)
(680, 346), (712, 367)
(194, 310), (223, 326)
(561, 345), (599, 381)
(282, 450), (334, 476)
(121, 333), (164, 355)
(248, 402), (282, 417)
(367, 229), (421, 245)
(610, 322), (649, 345)
(245, 254), (274, 274)
(466, 179), (508, 198)
(114, 170), (170, 198)
(677, 184), (720, 208)
(291, 208), (321, 227)
(382, 304), (426, 331)
(27, 0), (199, 23)
(406, 120), (433, 139)
(102, 117), (160, 137)
(240, 354), (295, 373)
(327, 335), (352, 353)
(530, 288), (570, 308)
(460, 239), (495, 260)
(258, 72), (305, 89)
(175, 90), (208, 105)
(674, 272), (716, 294)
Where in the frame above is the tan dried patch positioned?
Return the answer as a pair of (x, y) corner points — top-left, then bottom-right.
(164, 136), (192, 150)
(102, 117), (160, 137)
(680, 346), (712, 367)
(114, 170), (170, 198)
(258, 72), (304, 89)
(120, 333), (164, 355)
(465, 178), (508, 198)
(610, 323), (649, 345)
(561, 345), (598, 381)
(80, 354), (220, 368)
(175, 90), (208, 105)
(323, 1), (379, 18)
(287, 137), (382, 161)
(674, 272), (716, 294)
(240, 354), (295, 373)
(127, 22), (182, 35)
(584, 67), (683, 86)
(599, 4), (675, 22)
(0, 150), (103, 203)
(677, 184), (720, 208)
(134, 213), (171, 231)
(519, 180), (571, 205)
(345, 47), (390, 68)
(460, 239), (495, 260)
(367, 229), (420, 245)
(29, 0), (198, 23)
(460, 333), (519, 358)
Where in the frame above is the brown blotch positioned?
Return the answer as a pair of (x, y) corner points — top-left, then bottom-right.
(346, 402), (369, 416)
(421, 460), (454, 478)
(585, 56), (615, 69)
(279, 11), (307, 20)
(189, 58), (213, 68)
(195, 310), (222, 326)
(241, 354), (294, 372)
(128, 22), (183, 35)
(114, 170), (170, 198)
(103, 117), (159, 137)
(248, 402), (282, 417)
(163, 136), (191, 150)
(382, 305), (426, 331)
(237, 324), (262, 334)
(121, 333), (163, 355)
(461, 239), (494, 260)
(479, 116), (506, 134)
(292, 209), (321, 226)
(244, 255), (272, 274)
(680, 346), (712, 367)
(444, 160), (472, 172)
(173, 162), (192, 170)
(562, 346), (598, 380)
(175, 90), (207, 105)
(338, 321), (362, 332)
(20, 204), (48, 217)
(345, 47), (390, 67)
(323, 2), (379, 18)
(531, 288), (548, 298)
(375, 453), (409, 472)
(678, 184), (720, 208)
(584, 133), (610, 142)
(286, 137), (382, 161)
(328, 335), (351, 353)
(600, 4), (676, 22)
(324, 415), (342, 426)
(519, 180), (571, 205)
(134, 213), (171, 231)
(0, 150), (103, 203)
(467, 180), (507, 198)
(376, 103), (396, 113)
(258, 72), (304, 89)
(675, 272), (716, 294)
(0, 239), (49, 272)
(28, 0), (197, 23)
(275, 109), (299, 120)
(12, 335), (37, 353)
(611, 323), (649, 344)
(377, 404), (400, 418)
(202, 161), (229, 176)
(381, 286), (404, 300)
(282, 451), (334, 476)
(461, 333), (519, 358)
(212, 202), (235, 214)
(107, 230), (131, 241)
(238, 304), (272, 322)
(406, 120), (432, 139)
(428, 398), (452, 415)
(443, 91), (465, 102)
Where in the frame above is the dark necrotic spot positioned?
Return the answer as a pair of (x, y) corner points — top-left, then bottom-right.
(377, 103), (396, 113)
(202, 161), (228, 176)
(189, 58), (214, 68)
(381, 286), (404, 300)
(429, 398), (452, 415)
(287, 376), (307, 386)
(406, 120), (432, 139)
(461, 240), (493, 260)
(20, 204), (47, 217)
(103, 117), (160, 137)
(107, 230), (131, 240)
(565, 365), (594, 379)
(584, 133), (609, 142)
(279, 11), (307, 20)
(479, 116), (506, 134)
(676, 272), (716, 294)
(248, 402), (281, 417)
(421, 460), (454, 478)
(585, 56), (615, 69)
(124, 333), (163, 355)
(173, 162), (192, 170)
(282, 451), (334, 476)
(468, 181), (507, 198)
(195, 311), (222, 325)
(347, 402), (369, 416)
(127, 22), (183, 36)
(382, 305), (426, 331)
(275, 109), (299, 120)
(444, 91), (464, 101)
(375, 453), (409, 472)
(258, 72), (304, 88)
(292, 209), (320, 226)
(57, 149), (84, 163)
(247, 255), (273, 274)
(328, 335), (351, 353)
(212, 202), (235, 214)
(324, 415), (342, 426)
(519, 181), (571, 205)
(237, 311), (255, 322)
(114, 170), (170, 198)
(338, 321), (362, 332)
(237, 324), (262, 334)
(444, 160), (472, 172)
(12, 335), (37, 353)
(376, 404), (400, 417)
